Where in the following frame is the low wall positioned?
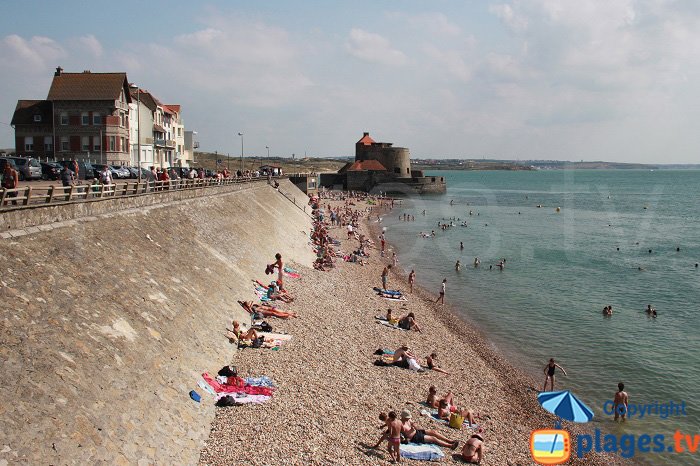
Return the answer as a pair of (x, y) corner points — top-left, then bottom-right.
(0, 180), (271, 232)
(0, 180), (315, 464)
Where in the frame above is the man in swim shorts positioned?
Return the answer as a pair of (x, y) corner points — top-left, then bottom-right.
(613, 382), (629, 421)
(461, 433), (484, 463)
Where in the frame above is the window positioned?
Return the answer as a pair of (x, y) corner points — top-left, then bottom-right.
(81, 112), (89, 125)
(109, 136), (116, 151)
(24, 136), (34, 151)
(33, 114), (42, 122)
(61, 137), (69, 151)
(119, 113), (124, 127)
(93, 136), (101, 152)
(44, 136), (53, 151)
(120, 137), (125, 152)
(82, 136), (89, 151)
(178, 128), (182, 136)
(60, 113), (68, 125)
(394, 167), (400, 174)
(93, 113), (101, 125)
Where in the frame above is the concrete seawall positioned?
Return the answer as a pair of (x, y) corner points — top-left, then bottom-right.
(0, 180), (315, 464)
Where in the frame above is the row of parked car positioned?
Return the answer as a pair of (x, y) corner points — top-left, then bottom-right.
(0, 156), (209, 182)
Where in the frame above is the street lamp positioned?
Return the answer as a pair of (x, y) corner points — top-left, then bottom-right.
(129, 83), (141, 181)
(238, 132), (243, 172)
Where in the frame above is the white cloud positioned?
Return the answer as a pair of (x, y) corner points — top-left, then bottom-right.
(0, 34), (65, 70)
(489, 4), (528, 32)
(346, 28), (407, 66)
(77, 34), (103, 58)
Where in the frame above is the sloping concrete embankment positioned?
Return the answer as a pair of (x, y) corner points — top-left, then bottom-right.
(0, 180), (315, 465)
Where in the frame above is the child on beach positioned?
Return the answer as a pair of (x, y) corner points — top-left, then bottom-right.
(614, 382), (629, 421)
(435, 279), (446, 305)
(388, 411), (403, 462)
(543, 358), (567, 392)
(371, 412), (391, 449)
(426, 353), (449, 374)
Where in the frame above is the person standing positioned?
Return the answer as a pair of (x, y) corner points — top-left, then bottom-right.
(380, 233), (386, 257)
(542, 358), (567, 392)
(435, 278), (446, 305)
(2, 163), (19, 205)
(613, 382), (629, 421)
(408, 269), (415, 293)
(100, 165), (112, 185)
(381, 265), (392, 290)
(71, 159), (79, 181)
(60, 166), (74, 187)
(392, 252), (398, 267)
(460, 241), (464, 250)
(270, 253), (284, 290)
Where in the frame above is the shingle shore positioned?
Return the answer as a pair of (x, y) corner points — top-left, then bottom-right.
(199, 199), (627, 465)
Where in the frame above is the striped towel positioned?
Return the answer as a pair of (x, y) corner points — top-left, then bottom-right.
(399, 443), (445, 461)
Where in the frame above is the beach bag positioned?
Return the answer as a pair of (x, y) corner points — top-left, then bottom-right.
(449, 412), (464, 429)
(217, 365), (237, 377)
(260, 321), (272, 332)
(252, 336), (265, 348)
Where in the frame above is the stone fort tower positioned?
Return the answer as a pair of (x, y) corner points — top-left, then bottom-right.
(355, 132), (411, 178)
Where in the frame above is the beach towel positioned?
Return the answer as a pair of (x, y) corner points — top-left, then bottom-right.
(198, 380), (217, 396)
(244, 376), (276, 388)
(259, 332), (293, 341)
(216, 393), (271, 404)
(375, 317), (407, 330)
(399, 443), (445, 461)
(373, 287), (403, 296)
(202, 372), (274, 397)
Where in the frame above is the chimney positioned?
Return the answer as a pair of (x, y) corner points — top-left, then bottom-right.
(83, 70), (91, 73)
(363, 132), (369, 137)
(54, 66), (63, 76)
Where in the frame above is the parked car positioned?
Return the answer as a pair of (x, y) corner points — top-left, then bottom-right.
(8, 157), (42, 181)
(40, 161), (64, 181)
(205, 169), (217, 178)
(126, 167), (140, 178)
(110, 165), (130, 179)
(57, 160), (96, 181)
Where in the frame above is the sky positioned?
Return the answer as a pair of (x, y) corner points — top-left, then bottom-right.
(1, 0), (700, 163)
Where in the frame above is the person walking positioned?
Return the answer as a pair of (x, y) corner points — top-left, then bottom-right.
(408, 269), (416, 293)
(435, 278), (446, 305)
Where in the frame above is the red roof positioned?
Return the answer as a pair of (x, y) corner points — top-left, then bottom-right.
(356, 132), (375, 146)
(165, 104), (181, 113)
(347, 160), (387, 171)
(47, 71), (129, 101)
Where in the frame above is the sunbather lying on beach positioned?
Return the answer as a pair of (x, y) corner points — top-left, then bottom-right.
(400, 410), (459, 449)
(398, 312), (421, 332)
(426, 353), (449, 374)
(238, 300), (297, 319)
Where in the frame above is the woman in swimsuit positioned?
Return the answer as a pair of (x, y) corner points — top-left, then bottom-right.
(461, 433), (484, 463)
(543, 358), (567, 392)
(399, 410), (459, 449)
(426, 353), (450, 375)
(238, 301), (297, 319)
(227, 320), (258, 343)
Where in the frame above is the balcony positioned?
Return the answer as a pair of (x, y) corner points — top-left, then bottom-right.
(154, 138), (166, 147)
(115, 100), (128, 111)
(193, 141), (200, 149)
(165, 139), (176, 148)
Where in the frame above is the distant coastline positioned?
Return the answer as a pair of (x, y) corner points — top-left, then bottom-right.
(413, 160), (700, 171)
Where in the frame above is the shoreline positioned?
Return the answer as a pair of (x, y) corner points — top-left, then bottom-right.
(200, 196), (629, 465)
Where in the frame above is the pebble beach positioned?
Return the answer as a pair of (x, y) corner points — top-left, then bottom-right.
(199, 197), (628, 465)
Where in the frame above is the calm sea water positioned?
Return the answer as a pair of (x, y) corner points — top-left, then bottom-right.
(382, 169), (700, 464)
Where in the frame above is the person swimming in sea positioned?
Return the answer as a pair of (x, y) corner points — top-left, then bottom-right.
(603, 305), (612, 316)
(613, 382), (629, 422)
(455, 260), (461, 271)
(645, 304), (657, 317)
(474, 257), (480, 267)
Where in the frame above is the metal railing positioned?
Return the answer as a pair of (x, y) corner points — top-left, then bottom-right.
(0, 176), (284, 210)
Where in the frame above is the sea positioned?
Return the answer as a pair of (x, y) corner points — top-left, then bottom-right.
(380, 169), (700, 465)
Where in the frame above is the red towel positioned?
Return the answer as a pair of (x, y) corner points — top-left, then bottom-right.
(202, 372), (274, 397)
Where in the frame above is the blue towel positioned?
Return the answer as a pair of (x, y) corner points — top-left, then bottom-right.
(244, 376), (276, 388)
(399, 443), (445, 461)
